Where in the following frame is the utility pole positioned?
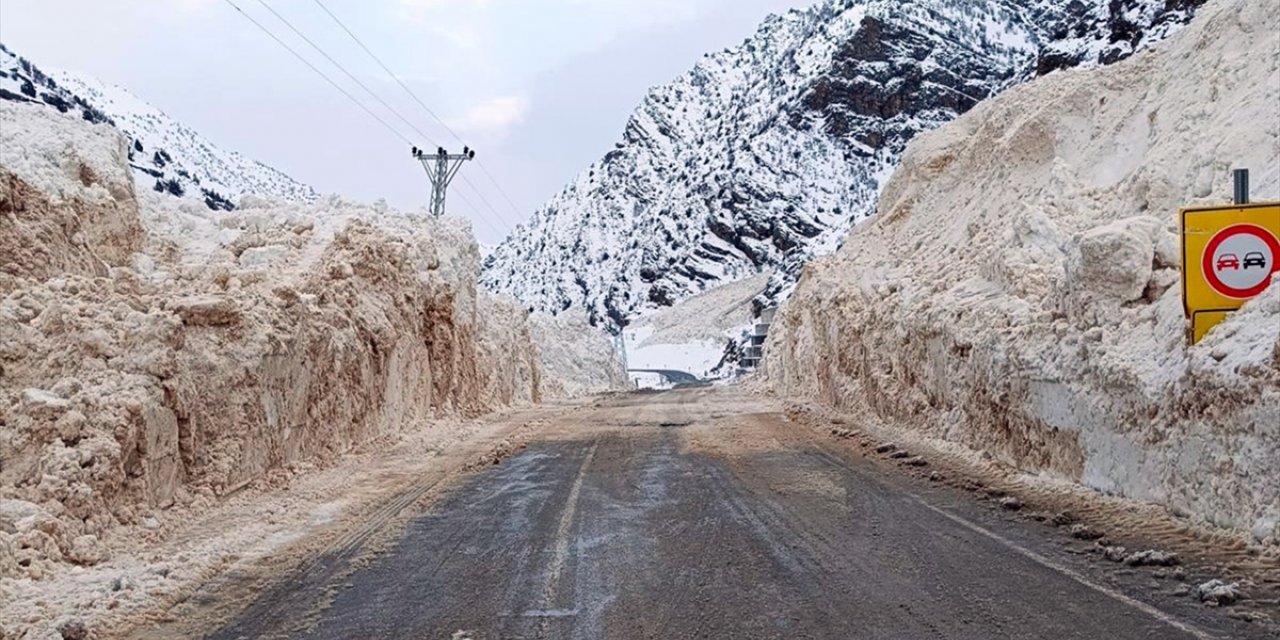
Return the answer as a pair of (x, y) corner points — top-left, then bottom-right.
(614, 330), (634, 389)
(412, 145), (475, 217)
(615, 331), (629, 372)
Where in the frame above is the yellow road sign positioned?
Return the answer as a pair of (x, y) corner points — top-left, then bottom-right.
(1191, 310), (1232, 345)
(1181, 202), (1280, 343)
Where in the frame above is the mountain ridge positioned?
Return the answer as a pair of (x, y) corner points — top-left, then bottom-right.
(481, 0), (1206, 330)
(0, 43), (318, 210)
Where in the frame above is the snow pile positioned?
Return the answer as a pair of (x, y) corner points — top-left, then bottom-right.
(0, 100), (595, 587)
(765, 0), (1279, 537)
(0, 103), (144, 291)
(530, 311), (628, 399)
(623, 273), (771, 380)
(136, 192), (626, 401)
(1, 43), (319, 210)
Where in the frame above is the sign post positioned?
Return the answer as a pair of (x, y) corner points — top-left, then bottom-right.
(1181, 200), (1280, 344)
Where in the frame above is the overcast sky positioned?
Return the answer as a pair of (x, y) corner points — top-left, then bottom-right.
(0, 0), (810, 242)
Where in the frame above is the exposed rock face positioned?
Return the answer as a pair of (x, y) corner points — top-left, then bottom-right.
(764, 0), (1279, 534)
(482, 0), (1206, 331)
(1034, 0), (1208, 74)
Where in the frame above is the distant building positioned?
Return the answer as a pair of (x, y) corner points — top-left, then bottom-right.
(741, 307), (776, 370)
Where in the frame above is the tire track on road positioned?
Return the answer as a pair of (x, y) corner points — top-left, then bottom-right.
(532, 439), (598, 638)
(806, 446), (1220, 640)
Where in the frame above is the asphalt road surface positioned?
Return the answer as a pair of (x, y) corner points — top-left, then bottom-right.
(207, 389), (1272, 640)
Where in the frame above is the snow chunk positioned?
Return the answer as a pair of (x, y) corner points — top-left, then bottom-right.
(1065, 217), (1160, 303)
(19, 388), (70, 415)
(1196, 579), (1242, 606)
(0, 500), (44, 532)
(170, 296), (240, 327)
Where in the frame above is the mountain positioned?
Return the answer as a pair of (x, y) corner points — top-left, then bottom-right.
(0, 43), (317, 210)
(481, 0), (1206, 330)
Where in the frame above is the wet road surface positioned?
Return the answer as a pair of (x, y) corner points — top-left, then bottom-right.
(208, 390), (1271, 640)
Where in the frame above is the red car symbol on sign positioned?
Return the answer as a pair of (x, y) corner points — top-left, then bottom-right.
(1216, 253), (1240, 270)
(1243, 252), (1267, 269)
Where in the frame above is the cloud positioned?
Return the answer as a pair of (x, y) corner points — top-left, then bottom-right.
(447, 95), (529, 139)
(396, 0), (491, 28)
(399, 0), (490, 8)
(173, 0), (218, 12)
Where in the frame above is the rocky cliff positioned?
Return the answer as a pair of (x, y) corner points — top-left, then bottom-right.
(482, 0), (1206, 330)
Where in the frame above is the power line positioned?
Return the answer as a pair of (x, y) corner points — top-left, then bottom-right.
(254, 0), (435, 145)
(444, 181), (506, 241)
(475, 161), (529, 228)
(431, 169), (509, 241)
(302, 0), (518, 233)
(257, 0), (513, 235)
(222, 0), (509, 238)
(311, 0), (459, 141)
(458, 173), (510, 231)
(222, 0), (413, 147)
(445, 179), (506, 240)
(433, 168), (509, 240)
(310, 0), (530, 227)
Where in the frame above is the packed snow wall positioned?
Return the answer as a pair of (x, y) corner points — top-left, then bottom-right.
(0, 102), (621, 579)
(765, 0), (1279, 539)
(0, 104), (144, 291)
(530, 311), (630, 399)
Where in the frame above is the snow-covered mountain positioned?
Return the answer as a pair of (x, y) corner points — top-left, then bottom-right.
(481, 0), (1205, 330)
(0, 43), (317, 210)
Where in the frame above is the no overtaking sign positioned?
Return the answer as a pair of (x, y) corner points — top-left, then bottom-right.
(1182, 203), (1280, 343)
(1202, 224), (1279, 299)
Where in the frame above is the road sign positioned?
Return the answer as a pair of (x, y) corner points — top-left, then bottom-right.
(1191, 310), (1231, 345)
(1181, 202), (1280, 343)
(1202, 224), (1278, 298)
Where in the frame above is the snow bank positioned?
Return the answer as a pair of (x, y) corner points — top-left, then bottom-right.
(636, 271), (770, 346)
(623, 273), (770, 381)
(0, 100), (607, 590)
(765, 0), (1280, 538)
(530, 311), (628, 399)
(0, 103), (144, 292)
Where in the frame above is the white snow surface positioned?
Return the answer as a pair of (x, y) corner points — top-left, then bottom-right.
(0, 99), (130, 207)
(766, 0), (1280, 536)
(0, 100), (624, 637)
(624, 273), (771, 380)
(482, 0), (1206, 332)
(637, 271), (770, 346)
(0, 43), (318, 209)
(0, 102), (146, 287)
(625, 326), (726, 382)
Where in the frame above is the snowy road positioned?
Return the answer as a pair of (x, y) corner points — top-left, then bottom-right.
(199, 389), (1272, 640)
